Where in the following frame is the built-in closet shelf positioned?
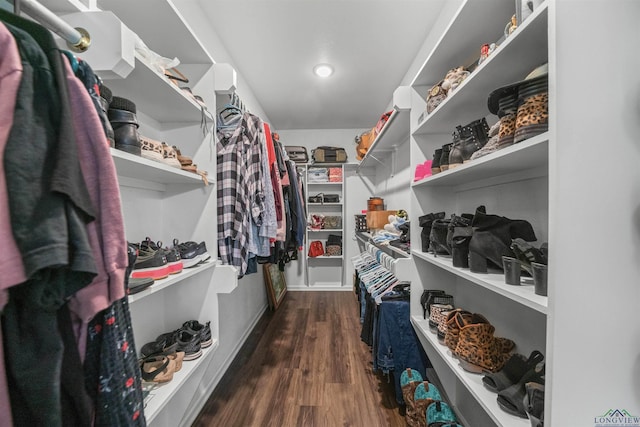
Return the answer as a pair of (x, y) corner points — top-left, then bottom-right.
(308, 256), (344, 260)
(355, 232), (410, 259)
(412, 133), (548, 188)
(412, 250), (547, 314)
(142, 340), (219, 423)
(98, 0), (213, 67)
(128, 260), (217, 303)
(103, 55), (212, 125)
(413, 2), (548, 135)
(306, 182), (343, 186)
(307, 228), (343, 233)
(357, 108), (410, 170)
(40, 0), (91, 13)
(307, 203), (343, 207)
(411, 317), (529, 427)
(110, 148), (208, 187)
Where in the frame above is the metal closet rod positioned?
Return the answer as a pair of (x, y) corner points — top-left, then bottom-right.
(16, 0), (91, 52)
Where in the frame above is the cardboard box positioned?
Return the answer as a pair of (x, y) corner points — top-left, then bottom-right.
(366, 210), (396, 230)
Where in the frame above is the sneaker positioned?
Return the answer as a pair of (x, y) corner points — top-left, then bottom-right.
(125, 242), (155, 294)
(131, 244), (171, 280)
(140, 330), (180, 358)
(173, 239), (211, 268)
(140, 237), (183, 274)
(182, 320), (212, 348)
(174, 329), (202, 361)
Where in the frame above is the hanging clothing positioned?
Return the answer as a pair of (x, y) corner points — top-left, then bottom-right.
(62, 54), (128, 358)
(217, 111), (265, 276)
(0, 16), (97, 426)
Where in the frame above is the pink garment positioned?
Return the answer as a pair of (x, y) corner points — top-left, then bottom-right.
(264, 123), (286, 242)
(0, 23), (27, 291)
(62, 57), (127, 359)
(0, 22), (25, 427)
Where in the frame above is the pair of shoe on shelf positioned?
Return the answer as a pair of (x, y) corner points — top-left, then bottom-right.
(430, 117), (491, 174)
(483, 350), (545, 424)
(103, 91), (208, 179)
(128, 238), (211, 283)
(400, 368), (463, 427)
(139, 319), (213, 383)
(428, 303), (515, 374)
(419, 206), (548, 278)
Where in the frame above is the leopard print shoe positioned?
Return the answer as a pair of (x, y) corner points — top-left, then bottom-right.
(454, 313), (513, 373)
(140, 136), (165, 163)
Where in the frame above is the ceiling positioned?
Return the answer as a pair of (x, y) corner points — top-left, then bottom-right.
(196, 0), (446, 130)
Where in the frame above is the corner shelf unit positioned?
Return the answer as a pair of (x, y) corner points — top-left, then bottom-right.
(409, 1), (550, 426)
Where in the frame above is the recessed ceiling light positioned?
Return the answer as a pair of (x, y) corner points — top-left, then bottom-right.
(313, 64), (334, 78)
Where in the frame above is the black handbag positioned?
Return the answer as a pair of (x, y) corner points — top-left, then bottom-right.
(322, 194), (340, 203)
(308, 193), (324, 203)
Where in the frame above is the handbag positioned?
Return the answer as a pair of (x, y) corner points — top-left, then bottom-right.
(308, 241), (324, 257)
(327, 234), (342, 247)
(325, 244), (342, 256)
(312, 146), (348, 163)
(322, 194), (340, 203)
(355, 128), (377, 161)
(323, 216), (342, 230)
(374, 110), (393, 134)
(308, 193), (324, 204)
(285, 145), (309, 163)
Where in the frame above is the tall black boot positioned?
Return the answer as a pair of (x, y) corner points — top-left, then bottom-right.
(108, 96), (141, 155)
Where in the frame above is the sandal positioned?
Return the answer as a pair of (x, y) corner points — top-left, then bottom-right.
(173, 146), (193, 166)
(482, 350), (544, 393)
(164, 67), (189, 86)
(496, 362), (545, 418)
(167, 351), (185, 372)
(140, 355), (176, 383)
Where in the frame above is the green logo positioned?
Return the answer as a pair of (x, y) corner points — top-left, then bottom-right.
(595, 409), (640, 427)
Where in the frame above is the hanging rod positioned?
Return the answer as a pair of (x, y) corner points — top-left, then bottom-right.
(19, 0), (91, 52)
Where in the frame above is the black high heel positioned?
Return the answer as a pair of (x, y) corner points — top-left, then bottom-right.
(510, 238), (548, 275)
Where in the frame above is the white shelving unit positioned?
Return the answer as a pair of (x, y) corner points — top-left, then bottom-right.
(128, 261), (217, 303)
(304, 164), (347, 290)
(409, 1), (551, 425)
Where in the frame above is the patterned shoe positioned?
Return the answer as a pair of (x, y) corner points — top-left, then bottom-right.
(140, 136), (165, 163)
(161, 142), (182, 169)
(182, 320), (212, 348)
(454, 313), (513, 373)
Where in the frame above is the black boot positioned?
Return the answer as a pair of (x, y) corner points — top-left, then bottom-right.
(108, 96), (141, 155)
(439, 143), (453, 172)
(468, 207), (537, 273)
(448, 118), (490, 168)
(98, 84), (115, 147)
(431, 148), (443, 174)
(419, 212), (445, 253)
(446, 212), (474, 268)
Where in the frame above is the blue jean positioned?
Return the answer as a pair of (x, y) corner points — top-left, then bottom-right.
(376, 299), (430, 405)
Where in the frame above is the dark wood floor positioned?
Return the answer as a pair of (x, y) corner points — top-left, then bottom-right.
(192, 291), (406, 427)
